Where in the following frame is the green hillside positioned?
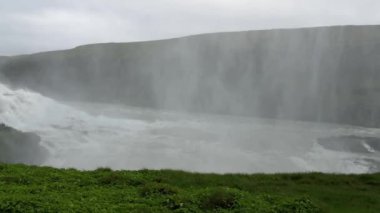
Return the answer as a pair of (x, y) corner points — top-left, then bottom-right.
(0, 164), (379, 212)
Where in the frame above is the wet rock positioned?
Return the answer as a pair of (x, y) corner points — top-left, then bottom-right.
(0, 123), (48, 165)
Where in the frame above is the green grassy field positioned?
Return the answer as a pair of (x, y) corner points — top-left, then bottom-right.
(0, 164), (379, 212)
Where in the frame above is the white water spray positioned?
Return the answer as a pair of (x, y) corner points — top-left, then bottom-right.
(0, 82), (379, 173)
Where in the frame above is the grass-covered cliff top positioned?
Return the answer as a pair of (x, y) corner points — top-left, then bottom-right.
(0, 164), (379, 212)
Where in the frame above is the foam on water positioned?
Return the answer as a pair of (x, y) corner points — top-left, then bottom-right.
(0, 82), (379, 173)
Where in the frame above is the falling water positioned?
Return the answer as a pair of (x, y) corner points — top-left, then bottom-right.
(1, 25), (380, 173)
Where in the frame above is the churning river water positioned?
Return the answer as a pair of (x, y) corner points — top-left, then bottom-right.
(1, 82), (379, 173)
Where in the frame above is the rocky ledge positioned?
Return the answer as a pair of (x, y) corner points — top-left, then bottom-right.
(0, 123), (48, 165)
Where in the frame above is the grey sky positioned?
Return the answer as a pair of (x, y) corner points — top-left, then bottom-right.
(1, 0), (380, 55)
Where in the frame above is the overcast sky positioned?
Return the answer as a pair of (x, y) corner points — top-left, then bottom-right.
(1, 0), (380, 55)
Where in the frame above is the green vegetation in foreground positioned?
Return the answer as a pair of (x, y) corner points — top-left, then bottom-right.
(0, 164), (379, 212)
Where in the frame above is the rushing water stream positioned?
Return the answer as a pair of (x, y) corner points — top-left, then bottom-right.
(1, 82), (379, 173)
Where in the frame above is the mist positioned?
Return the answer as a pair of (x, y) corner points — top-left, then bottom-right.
(2, 26), (380, 126)
(2, 0), (380, 56)
(0, 25), (380, 173)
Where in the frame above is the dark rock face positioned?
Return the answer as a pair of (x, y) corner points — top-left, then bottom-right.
(1, 25), (380, 127)
(0, 57), (8, 76)
(0, 124), (48, 165)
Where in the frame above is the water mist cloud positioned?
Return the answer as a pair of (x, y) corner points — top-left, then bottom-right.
(1, 0), (380, 55)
